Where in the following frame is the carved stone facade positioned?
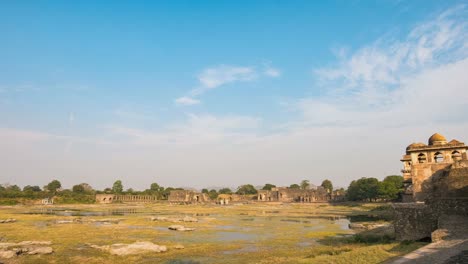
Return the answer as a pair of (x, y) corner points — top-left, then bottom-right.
(95, 194), (158, 204)
(257, 186), (329, 202)
(401, 133), (468, 202)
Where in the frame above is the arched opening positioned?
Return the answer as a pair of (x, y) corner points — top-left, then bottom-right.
(418, 153), (427, 163)
(103, 198), (106, 201)
(452, 151), (462, 161)
(434, 152), (444, 163)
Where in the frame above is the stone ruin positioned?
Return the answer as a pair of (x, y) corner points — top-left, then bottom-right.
(167, 190), (210, 203)
(95, 194), (158, 204)
(394, 133), (468, 241)
(257, 186), (330, 202)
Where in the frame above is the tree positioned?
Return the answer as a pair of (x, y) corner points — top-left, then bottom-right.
(72, 184), (85, 193)
(346, 177), (380, 201)
(126, 188), (134, 194)
(201, 188), (209, 194)
(321, 179), (333, 193)
(378, 175), (404, 201)
(23, 185), (41, 192)
(262, 184), (276, 191)
(300, 180), (310, 190)
(112, 180), (123, 194)
(219, 188), (233, 194)
(208, 189), (218, 200)
(289, 184), (300, 189)
(150, 183), (163, 192)
(46, 180), (62, 193)
(236, 184), (257, 195)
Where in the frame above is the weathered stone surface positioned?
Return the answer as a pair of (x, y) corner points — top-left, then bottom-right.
(26, 246), (53, 255)
(0, 250), (16, 259)
(431, 229), (449, 242)
(168, 225), (195, 231)
(174, 245), (185, 249)
(348, 222), (390, 231)
(0, 219), (16, 223)
(0, 241), (54, 259)
(17, 241), (52, 246)
(90, 241), (167, 256)
(90, 218), (122, 224)
(151, 216), (198, 223)
(182, 216), (198, 222)
(393, 203), (437, 241)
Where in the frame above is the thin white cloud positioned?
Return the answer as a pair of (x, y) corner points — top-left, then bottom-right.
(263, 66), (281, 77)
(198, 65), (256, 89)
(176, 63), (281, 105)
(108, 113), (261, 146)
(175, 96), (201, 106)
(303, 5), (468, 128)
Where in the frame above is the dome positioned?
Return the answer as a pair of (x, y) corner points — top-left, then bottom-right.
(406, 142), (427, 150)
(448, 139), (463, 145)
(428, 133), (447, 145)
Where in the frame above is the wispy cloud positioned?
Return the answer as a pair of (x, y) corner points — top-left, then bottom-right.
(108, 113), (261, 146)
(175, 96), (201, 106)
(176, 63), (281, 106)
(302, 5), (468, 127)
(263, 65), (281, 77)
(197, 65), (257, 91)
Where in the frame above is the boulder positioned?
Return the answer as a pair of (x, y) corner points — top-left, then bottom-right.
(182, 216), (198, 222)
(0, 241), (53, 259)
(0, 219), (16, 223)
(90, 241), (167, 256)
(17, 241), (52, 246)
(174, 245), (185, 250)
(431, 228), (449, 242)
(0, 250), (16, 259)
(26, 246), (53, 255)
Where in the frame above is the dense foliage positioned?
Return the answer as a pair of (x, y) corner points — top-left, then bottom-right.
(321, 179), (333, 193)
(346, 176), (403, 201)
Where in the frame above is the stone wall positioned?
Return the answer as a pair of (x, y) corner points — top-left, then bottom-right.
(168, 190), (209, 203)
(393, 203), (437, 241)
(394, 161), (468, 241)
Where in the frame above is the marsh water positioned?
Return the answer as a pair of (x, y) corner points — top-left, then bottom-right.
(1, 203), (372, 263)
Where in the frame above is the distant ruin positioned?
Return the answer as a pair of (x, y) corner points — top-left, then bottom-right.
(95, 194), (158, 204)
(167, 190), (210, 203)
(257, 186), (330, 202)
(394, 133), (468, 241)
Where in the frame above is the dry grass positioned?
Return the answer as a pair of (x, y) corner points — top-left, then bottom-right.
(0, 203), (423, 263)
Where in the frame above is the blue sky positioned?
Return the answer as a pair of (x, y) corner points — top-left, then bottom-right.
(1, 1), (467, 190)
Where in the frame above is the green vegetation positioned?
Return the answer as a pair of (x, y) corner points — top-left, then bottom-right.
(0, 203), (424, 263)
(46, 179), (62, 193)
(346, 175), (404, 202)
(236, 184), (258, 195)
(262, 183), (276, 190)
(112, 180), (124, 194)
(321, 179), (333, 193)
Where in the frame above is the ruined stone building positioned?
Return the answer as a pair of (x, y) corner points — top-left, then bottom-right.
(257, 186), (329, 202)
(95, 194), (158, 204)
(216, 194), (254, 205)
(167, 190), (210, 203)
(394, 133), (468, 241)
(400, 133), (468, 202)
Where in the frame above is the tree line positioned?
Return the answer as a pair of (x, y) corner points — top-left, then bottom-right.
(0, 176), (403, 204)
